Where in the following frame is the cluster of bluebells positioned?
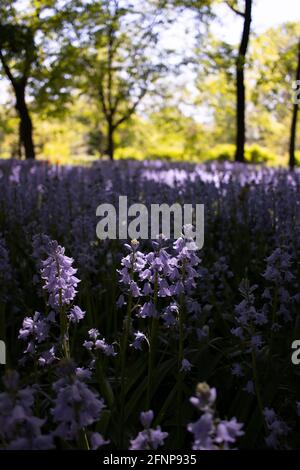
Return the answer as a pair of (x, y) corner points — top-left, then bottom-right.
(0, 371), (53, 450)
(118, 231), (200, 321)
(129, 410), (168, 450)
(231, 279), (267, 352)
(18, 311), (57, 366)
(0, 233), (13, 301)
(19, 239), (86, 364)
(0, 234), (12, 282)
(262, 248), (298, 325)
(51, 362), (107, 448)
(83, 328), (116, 357)
(187, 383), (244, 450)
(41, 240), (80, 309)
(118, 233), (201, 368)
(263, 408), (290, 449)
(14, 239), (108, 449)
(230, 249), (300, 403)
(229, 279), (270, 398)
(0, 159), (300, 449)
(199, 256), (234, 310)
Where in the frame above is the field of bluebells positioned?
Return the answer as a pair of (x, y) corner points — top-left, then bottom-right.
(0, 158), (300, 450)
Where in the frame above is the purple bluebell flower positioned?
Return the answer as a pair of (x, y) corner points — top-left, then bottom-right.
(52, 373), (105, 441)
(263, 407), (290, 449)
(68, 305), (85, 324)
(95, 339), (116, 356)
(140, 410), (154, 428)
(75, 368), (92, 381)
(0, 234), (13, 283)
(243, 380), (255, 395)
(181, 358), (192, 372)
(129, 410), (168, 450)
(19, 312), (50, 344)
(190, 382), (217, 411)
(83, 329), (116, 356)
(138, 301), (157, 318)
(188, 412), (214, 450)
(163, 303), (178, 326)
(188, 383), (243, 450)
(231, 363), (244, 377)
(41, 241), (80, 309)
(196, 325), (209, 341)
(0, 371), (53, 450)
(131, 331), (148, 350)
(38, 347), (57, 367)
(215, 418), (244, 445)
(88, 328), (99, 340)
(90, 432), (109, 449)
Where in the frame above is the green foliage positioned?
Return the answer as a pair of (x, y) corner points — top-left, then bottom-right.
(0, 2), (299, 165)
(205, 144), (280, 165)
(206, 143), (235, 161)
(245, 145), (277, 165)
(0, 23), (35, 80)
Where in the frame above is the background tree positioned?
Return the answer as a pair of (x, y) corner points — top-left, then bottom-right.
(0, 0), (80, 160)
(73, 0), (168, 160)
(249, 23), (300, 165)
(289, 39), (300, 169)
(0, 1), (38, 159)
(226, 0), (252, 163)
(195, 35), (236, 145)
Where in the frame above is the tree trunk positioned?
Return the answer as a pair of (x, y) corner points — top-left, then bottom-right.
(18, 122), (23, 159)
(15, 85), (35, 160)
(107, 120), (114, 160)
(236, 66), (246, 162)
(289, 40), (300, 170)
(235, 0), (252, 163)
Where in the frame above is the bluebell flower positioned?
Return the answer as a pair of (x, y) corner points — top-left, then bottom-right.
(75, 368), (92, 381)
(19, 312), (50, 344)
(90, 432), (109, 449)
(263, 407), (290, 449)
(188, 412), (214, 450)
(131, 331), (148, 350)
(68, 305), (85, 324)
(138, 301), (157, 318)
(163, 303), (179, 327)
(215, 418), (244, 445)
(38, 347), (57, 367)
(231, 363), (244, 377)
(181, 358), (192, 372)
(0, 371), (53, 450)
(140, 410), (154, 428)
(41, 241), (80, 309)
(189, 382), (216, 411)
(52, 373), (105, 442)
(188, 383), (243, 450)
(196, 325), (209, 341)
(0, 234), (13, 298)
(129, 410), (168, 450)
(243, 380), (255, 395)
(83, 329), (116, 356)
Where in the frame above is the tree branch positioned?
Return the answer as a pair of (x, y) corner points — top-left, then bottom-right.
(98, 78), (109, 120)
(0, 49), (16, 87)
(114, 88), (147, 129)
(225, 1), (245, 17)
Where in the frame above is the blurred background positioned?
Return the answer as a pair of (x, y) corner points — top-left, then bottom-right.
(0, 0), (299, 167)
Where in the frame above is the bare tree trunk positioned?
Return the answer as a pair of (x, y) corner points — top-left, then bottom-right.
(289, 40), (300, 170)
(235, 0), (252, 163)
(15, 85), (35, 160)
(107, 119), (114, 160)
(18, 122), (23, 159)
